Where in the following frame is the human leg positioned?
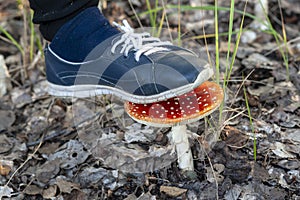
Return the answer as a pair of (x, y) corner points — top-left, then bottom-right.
(29, 0), (99, 41)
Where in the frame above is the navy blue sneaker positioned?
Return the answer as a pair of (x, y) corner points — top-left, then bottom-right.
(45, 7), (213, 103)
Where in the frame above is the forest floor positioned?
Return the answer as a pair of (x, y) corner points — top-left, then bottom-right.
(0, 0), (300, 199)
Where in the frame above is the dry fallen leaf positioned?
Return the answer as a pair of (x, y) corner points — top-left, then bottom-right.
(0, 186), (13, 198)
(271, 142), (296, 158)
(0, 110), (15, 131)
(0, 134), (14, 154)
(0, 165), (11, 176)
(42, 185), (57, 199)
(48, 140), (90, 170)
(36, 159), (61, 184)
(56, 176), (80, 194)
(160, 185), (187, 197)
(24, 185), (43, 195)
(0, 160), (13, 176)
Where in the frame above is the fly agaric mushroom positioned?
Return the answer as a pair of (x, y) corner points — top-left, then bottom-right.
(124, 81), (224, 171)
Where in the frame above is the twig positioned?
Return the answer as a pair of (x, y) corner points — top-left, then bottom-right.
(128, 0), (143, 29)
(26, 129), (73, 147)
(264, 36), (300, 56)
(5, 133), (45, 188)
(27, 50), (42, 70)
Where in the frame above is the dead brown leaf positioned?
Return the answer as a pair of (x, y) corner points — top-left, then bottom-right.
(0, 160), (13, 176)
(56, 176), (80, 194)
(160, 185), (187, 197)
(42, 185), (57, 199)
(24, 185), (43, 196)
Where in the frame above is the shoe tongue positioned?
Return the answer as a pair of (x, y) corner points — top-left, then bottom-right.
(50, 7), (119, 62)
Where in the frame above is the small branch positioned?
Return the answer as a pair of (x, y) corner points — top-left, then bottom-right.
(5, 133), (45, 187)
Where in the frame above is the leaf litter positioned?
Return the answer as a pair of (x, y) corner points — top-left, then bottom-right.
(0, 0), (300, 199)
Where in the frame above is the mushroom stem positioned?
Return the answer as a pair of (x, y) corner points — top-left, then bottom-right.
(171, 125), (194, 171)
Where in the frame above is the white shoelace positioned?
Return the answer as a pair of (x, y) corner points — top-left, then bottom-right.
(111, 20), (172, 61)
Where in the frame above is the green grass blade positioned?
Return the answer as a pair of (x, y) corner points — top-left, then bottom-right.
(214, 0), (220, 84)
(243, 84), (256, 161)
(145, 0), (156, 32)
(0, 26), (24, 54)
(177, 0), (182, 46)
(183, 29), (241, 41)
(218, 0), (235, 124)
(225, 0), (248, 87)
(139, 5), (258, 22)
(154, 0), (159, 28)
(225, 0), (235, 81)
(256, 0), (289, 80)
(277, 0), (289, 80)
(30, 10), (35, 61)
(156, 5), (166, 38)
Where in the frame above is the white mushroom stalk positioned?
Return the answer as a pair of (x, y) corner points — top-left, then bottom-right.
(124, 81), (224, 172)
(171, 125), (194, 171)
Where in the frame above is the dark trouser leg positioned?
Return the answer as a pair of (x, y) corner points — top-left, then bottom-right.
(28, 0), (99, 41)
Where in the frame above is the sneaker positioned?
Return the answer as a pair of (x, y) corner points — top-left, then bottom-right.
(45, 7), (213, 103)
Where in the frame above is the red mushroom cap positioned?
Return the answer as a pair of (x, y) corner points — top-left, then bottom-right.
(124, 81), (224, 127)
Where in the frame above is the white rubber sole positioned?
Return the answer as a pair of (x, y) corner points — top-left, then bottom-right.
(47, 67), (214, 104)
